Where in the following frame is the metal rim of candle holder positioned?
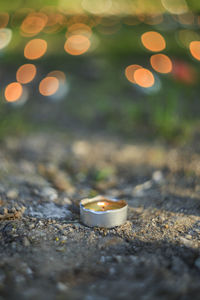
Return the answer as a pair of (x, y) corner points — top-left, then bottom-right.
(80, 195), (128, 228)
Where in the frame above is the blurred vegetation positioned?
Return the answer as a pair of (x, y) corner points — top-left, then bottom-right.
(0, 56), (197, 144)
(0, 1), (200, 144)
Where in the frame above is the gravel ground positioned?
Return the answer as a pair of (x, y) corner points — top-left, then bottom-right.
(0, 132), (200, 300)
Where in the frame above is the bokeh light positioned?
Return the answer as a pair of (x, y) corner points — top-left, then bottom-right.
(16, 64), (37, 84)
(59, 0), (84, 15)
(64, 34), (90, 55)
(189, 41), (200, 61)
(123, 16), (141, 26)
(172, 60), (196, 84)
(88, 15), (102, 27)
(97, 20), (121, 35)
(11, 8), (33, 28)
(20, 12), (48, 37)
(0, 28), (12, 50)
(66, 14), (88, 26)
(150, 54), (173, 74)
(47, 70), (69, 101)
(82, 0), (112, 15)
(66, 23), (92, 38)
(4, 82), (23, 102)
(24, 39), (47, 60)
(177, 30), (200, 48)
(141, 14), (163, 26)
(177, 12), (195, 25)
(47, 70), (66, 83)
(41, 7), (66, 34)
(9, 86), (29, 106)
(141, 31), (166, 52)
(125, 64), (142, 84)
(0, 13), (9, 28)
(161, 0), (188, 14)
(39, 77), (59, 96)
(134, 68), (155, 88)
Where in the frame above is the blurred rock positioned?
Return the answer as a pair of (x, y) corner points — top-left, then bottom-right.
(41, 187), (58, 201)
(6, 189), (19, 199)
(152, 170), (164, 183)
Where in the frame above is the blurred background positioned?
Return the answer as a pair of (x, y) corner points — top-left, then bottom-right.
(1, 0), (200, 143)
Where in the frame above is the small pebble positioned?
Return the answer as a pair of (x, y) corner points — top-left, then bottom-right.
(109, 267), (116, 275)
(114, 255), (123, 263)
(56, 247), (65, 252)
(23, 237), (30, 247)
(41, 187), (58, 201)
(129, 255), (139, 263)
(6, 189), (19, 199)
(62, 197), (72, 205)
(29, 224), (35, 230)
(26, 267), (33, 276)
(38, 221), (44, 226)
(179, 237), (194, 248)
(100, 256), (106, 263)
(132, 180), (152, 196)
(152, 170), (164, 183)
(185, 234), (193, 240)
(57, 282), (68, 292)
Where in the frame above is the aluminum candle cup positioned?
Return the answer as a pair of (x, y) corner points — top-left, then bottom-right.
(80, 196), (128, 228)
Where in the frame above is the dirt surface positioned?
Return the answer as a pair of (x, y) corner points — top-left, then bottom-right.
(0, 132), (200, 300)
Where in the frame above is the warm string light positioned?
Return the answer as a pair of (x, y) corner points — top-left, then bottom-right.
(4, 82), (23, 102)
(64, 34), (91, 55)
(150, 54), (173, 74)
(66, 23), (92, 38)
(39, 76), (59, 96)
(20, 12), (48, 37)
(141, 31), (166, 52)
(47, 70), (66, 83)
(189, 41), (200, 61)
(24, 39), (47, 60)
(125, 65), (155, 88)
(40, 7), (66, 34)
(125, 64), (142, 84)
(125, 27), (173, 89)
(134, 68), (155, 88)
(3, 3), (200, 103)
(16, 64), (37, 84)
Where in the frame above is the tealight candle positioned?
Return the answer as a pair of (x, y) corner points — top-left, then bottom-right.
(80, 196), (128, 228)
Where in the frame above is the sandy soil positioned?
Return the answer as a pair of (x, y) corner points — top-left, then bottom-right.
(0, 132), (200, 300)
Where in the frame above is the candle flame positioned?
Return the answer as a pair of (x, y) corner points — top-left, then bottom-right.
(97, 201), (107, 211)
(97, 201), (106, 207)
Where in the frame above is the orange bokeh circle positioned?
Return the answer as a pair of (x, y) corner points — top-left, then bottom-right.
(134, 68), (155, 88)
(125, 64), (142, 84)
(64, 35), (90, 55)
(189, 41), (200, 61)
(141, 31), (166, 52)
(150, 54), (173, 73)
(39, 76), (59, 96)
(21, 12), (48, 37)
(24, 39), (47, 60)
(5, 82), (23, 102)
(16, 64), (37, 84)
